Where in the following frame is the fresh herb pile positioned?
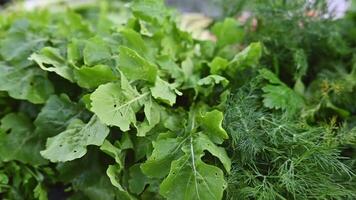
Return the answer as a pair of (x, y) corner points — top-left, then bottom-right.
(0, 0), (355, 200)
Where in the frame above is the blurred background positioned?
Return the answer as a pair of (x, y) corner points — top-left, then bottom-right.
(0, 0), (351, 19)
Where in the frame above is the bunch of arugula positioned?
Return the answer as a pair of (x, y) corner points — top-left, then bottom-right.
(0, 0), (355, 199)
(0, 0), (258, 199)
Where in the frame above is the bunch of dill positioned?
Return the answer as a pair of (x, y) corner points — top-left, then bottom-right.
(224, 80), (356, 200)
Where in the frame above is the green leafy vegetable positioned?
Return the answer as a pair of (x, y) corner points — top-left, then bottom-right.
(0, 0), (355, 199)
(212, 18), (244, 47)
(118, 46), (157, 83)
(0, 62), (54, 104)
(30, 47), (74, 82)
(40, 116), (109, 162)
(0, 113), (46, 165)
(90, 79), (146, 131)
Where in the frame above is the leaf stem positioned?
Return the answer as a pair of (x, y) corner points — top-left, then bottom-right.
(114, 92), (150, 111)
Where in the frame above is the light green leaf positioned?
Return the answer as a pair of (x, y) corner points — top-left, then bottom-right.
(0, 20), (46, 66)
(29, 47), (74, 82)
(121, 28), (148, 57)
(0, 173), (9, 185)
(0, 62), (54, 104)
(199, 110), (229, 144)
(194, 134), (231, 173)
(259, 69), (304, 115)
(181, 58), (200, 89)
(197, 75), (229, 87)
(34, 183), (48, 200)
(262, 85), (304, 113)
(259, 68), (283, 85)
(67, 39), (86, 66)
(132, 0), (168, 24)
(100, 140), (122, 165)
(147, 128), (230, 199)
(144, 97), (158, 125)
(162, 110), (186, 132)
(212, 18), (244, 47)
(0, 113), (47, 165)
(160, 156), (227, 200)
(196, 75), (229, 97)
(228, 42), (262, 75)
(73, 65), (117, 89)
(150, 77), (177, 106)
(83, 37), (111, 66)
(209, 57), (229, 75)
(40, 116), (109, 162)
(141, 137), (182, 178)
(136, 98), (161, 136)
(156, 55), (185, 82)
(90, 78), (148, 131)
(57, 11), (93, 39)
(293, 49), (308, 80)
(118, 46), (157, 83)
(106, 165), (137, 200)
(106, 164), (124, 190)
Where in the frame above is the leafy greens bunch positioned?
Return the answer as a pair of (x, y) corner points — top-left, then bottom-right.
(0, 0), (355, 200)
(0, 0), (261, 199)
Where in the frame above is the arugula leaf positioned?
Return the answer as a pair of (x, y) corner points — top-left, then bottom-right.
(90, 75), (147, 131)
(141, 136), (183, 178)
(0, 62), (54, 104)
(197, 75), (229, 87)
(40, 116), (109, 162)
(101, 141), (136, 199)
(129, 164), (153, 194)
(121, 28), (149, 58)
(209, 57), (229, 75)
(29, 47), (74, 82)
(142, 126), (230, 199)
(160, 156), (227, 200)
(33, 183), (48, 200)
(67, 39), (86, 66)
(199, 110), (229, 144)
(100, 140), (123, 165)
(212, 18), (244, 47)
(83, 37), (112, 66)
(57, 10), (93, 39)
(73, 65), (117, 89)
(34, 95), (81, 137)
(0, 19), (47, 66)
(56, 151), (118, 200)
(106, 165), (136, 200)
(0, 113), (47, 165)
(118, 46), (157, 83)
(135, 97), (161, 137)
(132, 0), (168, 24)
(227, 42), (262, 75)
(156, 55), (185, 83)
(150, 77), (177, 106)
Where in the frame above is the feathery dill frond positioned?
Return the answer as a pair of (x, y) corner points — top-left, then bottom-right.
(224, 80), (356, 200)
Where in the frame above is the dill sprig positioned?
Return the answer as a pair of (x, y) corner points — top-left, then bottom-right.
(224, 81), (356, 200)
